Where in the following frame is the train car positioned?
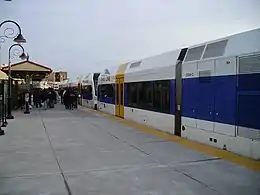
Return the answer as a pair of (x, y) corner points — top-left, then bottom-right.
(97, 66), (119, 115)
(97, 28), (260, 160)
(81, 73), (100, 110)
(123, 52), (181, 134)
(181, 28), (260, 159)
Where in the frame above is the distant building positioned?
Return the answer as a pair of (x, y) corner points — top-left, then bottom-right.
(41, 71), (68, 89)
(46, 71), (67, 82)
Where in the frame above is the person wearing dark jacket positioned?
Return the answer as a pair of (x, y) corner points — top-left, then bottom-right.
(59, 89), (64, 104)
(34, 89), (42, 108)
(48, 88), (56, 108)
(63, 88), (70, 109)
(41, 89), (48, 110)
(70, 90), (77, 110)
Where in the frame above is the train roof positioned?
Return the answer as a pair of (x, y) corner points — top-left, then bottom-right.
(124, 49), (180, 75)
(97, 27), (260, 83)
(183, 27), (260, 63)
(100, 65), (119, 76)
(81, 73), (91, 85)
(98, 65), (120, 84)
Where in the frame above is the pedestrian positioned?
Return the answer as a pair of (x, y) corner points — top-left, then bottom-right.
(63, 88), (70, 109)
(41, 89), (48, 110)
(49, 88), (56, 108)
(59, 89), (64, 104)
(34, 89), (42, 108)
(70, 89), (76, 110)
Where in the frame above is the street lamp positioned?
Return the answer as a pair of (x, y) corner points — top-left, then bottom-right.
(0, 20), (26, 120)
(7, 44), (27, 119)
(0, 20), (26, 44)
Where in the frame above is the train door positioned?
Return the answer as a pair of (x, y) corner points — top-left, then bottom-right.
(197, 60), (215, 132)
(115, 78), (120, 116)
(115, 76), (124, 118)
(175, 48), (188, 136)
(175, 61), (182, 136)
(119, 77), (124, 118)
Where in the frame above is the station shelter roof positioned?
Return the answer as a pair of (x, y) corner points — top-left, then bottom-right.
(0, 70), (8, 80)
(1, 60), (53, 81)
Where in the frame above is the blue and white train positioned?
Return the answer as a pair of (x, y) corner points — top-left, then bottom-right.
(81, 73), (100, 110)
(97, 28), (260, 160)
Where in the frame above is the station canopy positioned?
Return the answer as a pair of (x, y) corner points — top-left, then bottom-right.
(0, 70), (8, 80)
(1, 60), (52, 81)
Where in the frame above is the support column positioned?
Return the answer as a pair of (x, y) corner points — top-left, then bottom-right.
(25, 74), (31, 90)
(25, 73), (33, 106)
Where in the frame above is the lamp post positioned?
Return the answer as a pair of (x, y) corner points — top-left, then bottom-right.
(7, 44), (27, 119)
(0, 20), (26, 44)
(0, 20), (26, 68)
(0, 20), (26, 120)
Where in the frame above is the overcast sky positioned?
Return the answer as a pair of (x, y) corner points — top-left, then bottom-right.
(0, 0), (259, 80)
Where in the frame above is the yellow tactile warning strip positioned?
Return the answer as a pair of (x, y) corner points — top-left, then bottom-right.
(82, 107), (260, 172)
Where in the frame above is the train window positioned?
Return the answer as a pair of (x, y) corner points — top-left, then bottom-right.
(99, 84), (114, 99)
(81, 85), (92, 93)
(184, 45), (205, 62)
(239, 54), (260, 74)
(105, 84), (114, 98)
(129, 61), (142, 69)
(153, 80), (170, 114)
(202, 40), (228, 59)
(116, 84), (119, 105)
(120, 83), (123, 105)
(127, 83), (138, 107)
(238, 54), (260, 91)
(137, 82), (153, 110)
(97, 85), (101, 100)
(81, 85), (93, 100)
(127, 80), (170, 113)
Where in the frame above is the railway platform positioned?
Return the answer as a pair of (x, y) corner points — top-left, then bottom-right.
(0, 105), (259, 195)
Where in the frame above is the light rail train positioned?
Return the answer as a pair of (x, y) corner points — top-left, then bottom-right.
(80, 73), (100, 109)
(96, 28), (260, 160)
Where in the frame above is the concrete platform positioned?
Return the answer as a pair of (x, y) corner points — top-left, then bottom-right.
(0, 105), (259, 195)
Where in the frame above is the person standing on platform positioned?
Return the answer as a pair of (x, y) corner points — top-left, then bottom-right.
(50, 88), (56, 108)
(69, 89), (76, 110)
(41, 89), (48, 110)
(34, 89), (42, 108)
(59, 89), (64, 104)
(72, 90), (78, 109)
(16, 92), (23, 110)
(63, 88), (70, 109)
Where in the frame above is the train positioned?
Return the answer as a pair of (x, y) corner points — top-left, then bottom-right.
(95, 28), (260, 160)
(80, 73), (100, 110)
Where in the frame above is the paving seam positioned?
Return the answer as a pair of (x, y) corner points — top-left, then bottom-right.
(74, 107), (235, 194)
(89, 117), (221, 165)
(62, 164), (168, 175)
(64, 108), (224, 194)
(38, 111), (73, 195)
(176, 157), (222, 164)
(173, 168), (225, 195)
(77, 106), (260, 172)
(88, 121), (152, 156)
(72, 110), (223, 165)
(0, 172), (61, 179)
